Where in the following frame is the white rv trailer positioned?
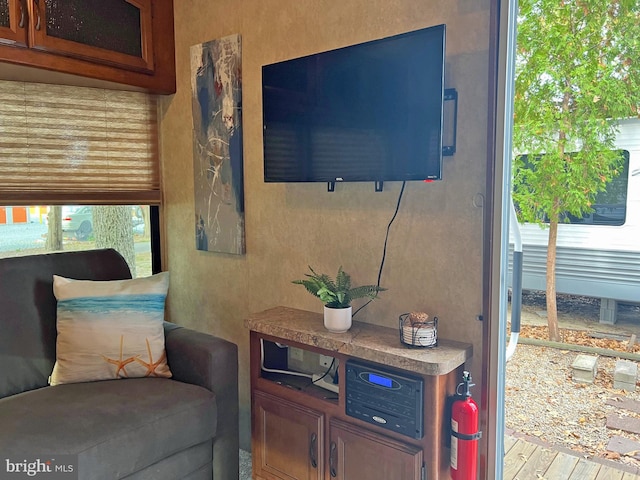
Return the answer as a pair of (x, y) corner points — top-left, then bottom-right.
(509, 118), (640, 324)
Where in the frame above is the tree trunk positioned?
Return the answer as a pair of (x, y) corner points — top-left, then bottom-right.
(45, 206), (63, 251)
(140, 205), (150, 239)
(546, 218), (561, 342)
(94, 206), (136, 277)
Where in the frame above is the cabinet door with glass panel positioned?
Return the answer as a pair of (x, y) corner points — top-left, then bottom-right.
(0, 0), (28, 46)
(2, 0), (155, 72)
(28, 0), (154, 72)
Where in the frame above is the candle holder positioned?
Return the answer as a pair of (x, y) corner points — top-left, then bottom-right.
(399, 312), (438, 348)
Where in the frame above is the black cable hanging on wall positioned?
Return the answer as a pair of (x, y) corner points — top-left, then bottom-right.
(353, 181), (407, 318)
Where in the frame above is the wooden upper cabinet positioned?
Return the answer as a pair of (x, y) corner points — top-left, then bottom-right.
(0, 0), (175, 94)
(28, 0), (154, 72)
(0, 0), (28, 46)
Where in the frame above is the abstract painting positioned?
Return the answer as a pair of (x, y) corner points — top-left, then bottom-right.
(190, 34), (245, 254)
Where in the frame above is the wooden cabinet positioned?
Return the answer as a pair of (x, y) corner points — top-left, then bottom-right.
(253, 391), (324, 480)
(0, 0), (28, 46)
(0, 0), (175, 93)
(329, 418), (423, 480)
(252, 387), (423, 480)
(247, 307), (473, 480)
(27, 0), (155, 72)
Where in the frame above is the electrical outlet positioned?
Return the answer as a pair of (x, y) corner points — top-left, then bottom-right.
(312, 373), (339, 393)
(289, 347), (304, 362)
(319, 354), (333, 368)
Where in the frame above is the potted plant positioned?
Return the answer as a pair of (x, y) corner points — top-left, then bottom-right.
(292, 266), (385, 333)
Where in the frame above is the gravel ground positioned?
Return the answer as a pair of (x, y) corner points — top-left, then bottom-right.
(505, 342), (640, 469)
(506, 291), (640, 468)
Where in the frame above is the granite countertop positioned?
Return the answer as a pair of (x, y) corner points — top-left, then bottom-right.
(245, 306), (473, 376)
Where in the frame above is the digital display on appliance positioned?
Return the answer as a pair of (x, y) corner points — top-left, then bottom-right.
(262, 24), (446, 184)
(368, 373), (393, 388)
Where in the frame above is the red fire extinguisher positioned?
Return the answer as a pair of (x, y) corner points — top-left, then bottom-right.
(450, 371), (481, 480)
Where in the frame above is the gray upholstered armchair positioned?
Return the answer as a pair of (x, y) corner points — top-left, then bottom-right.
(0, 249), (238, 479)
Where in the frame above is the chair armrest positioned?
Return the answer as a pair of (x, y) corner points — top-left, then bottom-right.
(164, 322), (238, 394)
(164, 322), (239, 480)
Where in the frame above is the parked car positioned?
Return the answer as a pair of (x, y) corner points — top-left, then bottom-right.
(59, 206), (144, 241)
(61, 206), (93, 240)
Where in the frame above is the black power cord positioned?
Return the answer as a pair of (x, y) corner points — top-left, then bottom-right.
(311, 357), (336, 385)
(353, 181), (407, 318)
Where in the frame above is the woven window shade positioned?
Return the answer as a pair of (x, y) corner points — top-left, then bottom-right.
(0, 80), (160, 205)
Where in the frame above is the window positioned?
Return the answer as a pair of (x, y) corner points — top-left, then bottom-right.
(0, 80), (159, 203)
(0, 81), (161, 275)
(0, 204), (153, 278)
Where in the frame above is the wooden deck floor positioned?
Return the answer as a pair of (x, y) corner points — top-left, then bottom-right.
(505, 435), (640, 480)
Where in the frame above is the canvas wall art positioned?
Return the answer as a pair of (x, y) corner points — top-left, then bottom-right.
(190, 34), (245, 254)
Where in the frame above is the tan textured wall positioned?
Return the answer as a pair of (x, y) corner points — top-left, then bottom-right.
(160, 0), (491, 450)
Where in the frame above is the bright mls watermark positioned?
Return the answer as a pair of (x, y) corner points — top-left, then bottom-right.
(1, 456), (77, 479)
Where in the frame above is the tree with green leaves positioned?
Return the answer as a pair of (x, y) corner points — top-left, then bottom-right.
(512, 0), (639, 341)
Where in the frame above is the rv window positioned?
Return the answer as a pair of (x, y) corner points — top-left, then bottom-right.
(0, 205), (158, 277)
(514, 150), (630, 226)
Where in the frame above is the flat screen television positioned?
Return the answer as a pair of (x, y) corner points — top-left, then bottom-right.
(262, 24), (446, 186)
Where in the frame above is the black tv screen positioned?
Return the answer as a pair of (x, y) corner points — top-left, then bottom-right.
(262, 24), (446, 184)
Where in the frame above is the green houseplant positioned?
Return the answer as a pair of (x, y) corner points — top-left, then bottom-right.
(292, 266), (385, 333)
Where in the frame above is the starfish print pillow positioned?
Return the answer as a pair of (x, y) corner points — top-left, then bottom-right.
(50, 272), (172, 386)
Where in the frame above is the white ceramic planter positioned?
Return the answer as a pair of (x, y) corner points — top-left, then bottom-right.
(323, 305), (352, 333)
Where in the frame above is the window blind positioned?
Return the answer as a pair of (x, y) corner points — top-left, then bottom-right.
(0, 80), (160, 205)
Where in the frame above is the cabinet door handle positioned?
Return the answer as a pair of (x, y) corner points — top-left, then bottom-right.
(309, 432), (317, 468)
(32, 0), (41, 31)
(18, 0), (26, 28)
(329, 441), (337, 477)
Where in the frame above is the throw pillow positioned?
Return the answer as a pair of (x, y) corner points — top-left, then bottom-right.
(50, 272), (172, 386)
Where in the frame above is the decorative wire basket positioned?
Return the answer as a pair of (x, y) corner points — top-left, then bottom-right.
(399, 313), (438, 348)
